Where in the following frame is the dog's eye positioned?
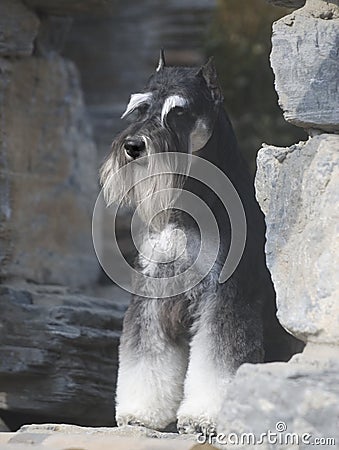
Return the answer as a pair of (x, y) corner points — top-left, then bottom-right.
(172, 106), (187, 116)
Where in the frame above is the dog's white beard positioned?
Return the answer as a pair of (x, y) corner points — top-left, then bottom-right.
(100, 151), (187, 231)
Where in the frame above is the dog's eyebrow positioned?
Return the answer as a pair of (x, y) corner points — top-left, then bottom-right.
(121, 92), (153, 119)
(161, 95), (188, 125)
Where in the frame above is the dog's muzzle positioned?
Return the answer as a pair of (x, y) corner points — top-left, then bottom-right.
(124, 137), (146, 160)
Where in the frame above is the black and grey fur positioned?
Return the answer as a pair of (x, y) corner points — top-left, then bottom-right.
(101, 51), (302, 434)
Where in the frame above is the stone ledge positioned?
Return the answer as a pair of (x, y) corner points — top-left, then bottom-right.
(0, 424), (206, 450)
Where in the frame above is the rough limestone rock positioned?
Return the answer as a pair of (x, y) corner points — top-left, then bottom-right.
(0, 0), (40, 56)
(270, 0), (339, 132)
(0, 56), (99, 287)
(255, 134), (339, 344)
(217, 346), (339, 449)
(0, 283), (126, 426)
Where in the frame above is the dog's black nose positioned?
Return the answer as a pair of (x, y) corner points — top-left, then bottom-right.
(124, 138), (145, 159)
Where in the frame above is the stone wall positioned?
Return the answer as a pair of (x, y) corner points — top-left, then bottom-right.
(0, 0), (99, 288)
(0, 0), (126, 429)
(0, 56), (98, 287)
(217, 0), (339, 445)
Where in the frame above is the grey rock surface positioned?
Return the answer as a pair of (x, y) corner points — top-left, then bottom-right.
(0, 0), (40, 56)
(0, 425), (197, 450)
(216, 346), (339, 449)
(0, 283), (126, 426)
(255, 134), (339, 344)
(18, 423), (193, 439)
(0, 56), (99, 287)
(270, 0), (339, 132)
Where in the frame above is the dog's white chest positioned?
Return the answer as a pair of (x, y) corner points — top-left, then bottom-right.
(138, 224), (187, 275)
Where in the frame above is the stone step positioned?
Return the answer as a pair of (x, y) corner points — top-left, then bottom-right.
(0, 424), (213, 450)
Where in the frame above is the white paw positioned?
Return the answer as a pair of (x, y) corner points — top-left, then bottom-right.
(177, 415), (217, 435)
(116, 415), (145, 427)
(116, 407), (175, 430)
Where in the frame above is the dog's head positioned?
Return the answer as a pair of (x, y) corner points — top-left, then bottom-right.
(101, 52), (223, 228)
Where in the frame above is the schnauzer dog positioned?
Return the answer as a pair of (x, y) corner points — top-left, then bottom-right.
(100, 51), (301, 434)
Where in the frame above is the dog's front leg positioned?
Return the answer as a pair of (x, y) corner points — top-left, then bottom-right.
(115, 297), (188, 430)
(177, 289), (264, 435)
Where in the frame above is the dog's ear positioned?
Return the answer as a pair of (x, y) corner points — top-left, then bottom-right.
(198, 57), (224, 105)
(156, 49), (166, 72)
